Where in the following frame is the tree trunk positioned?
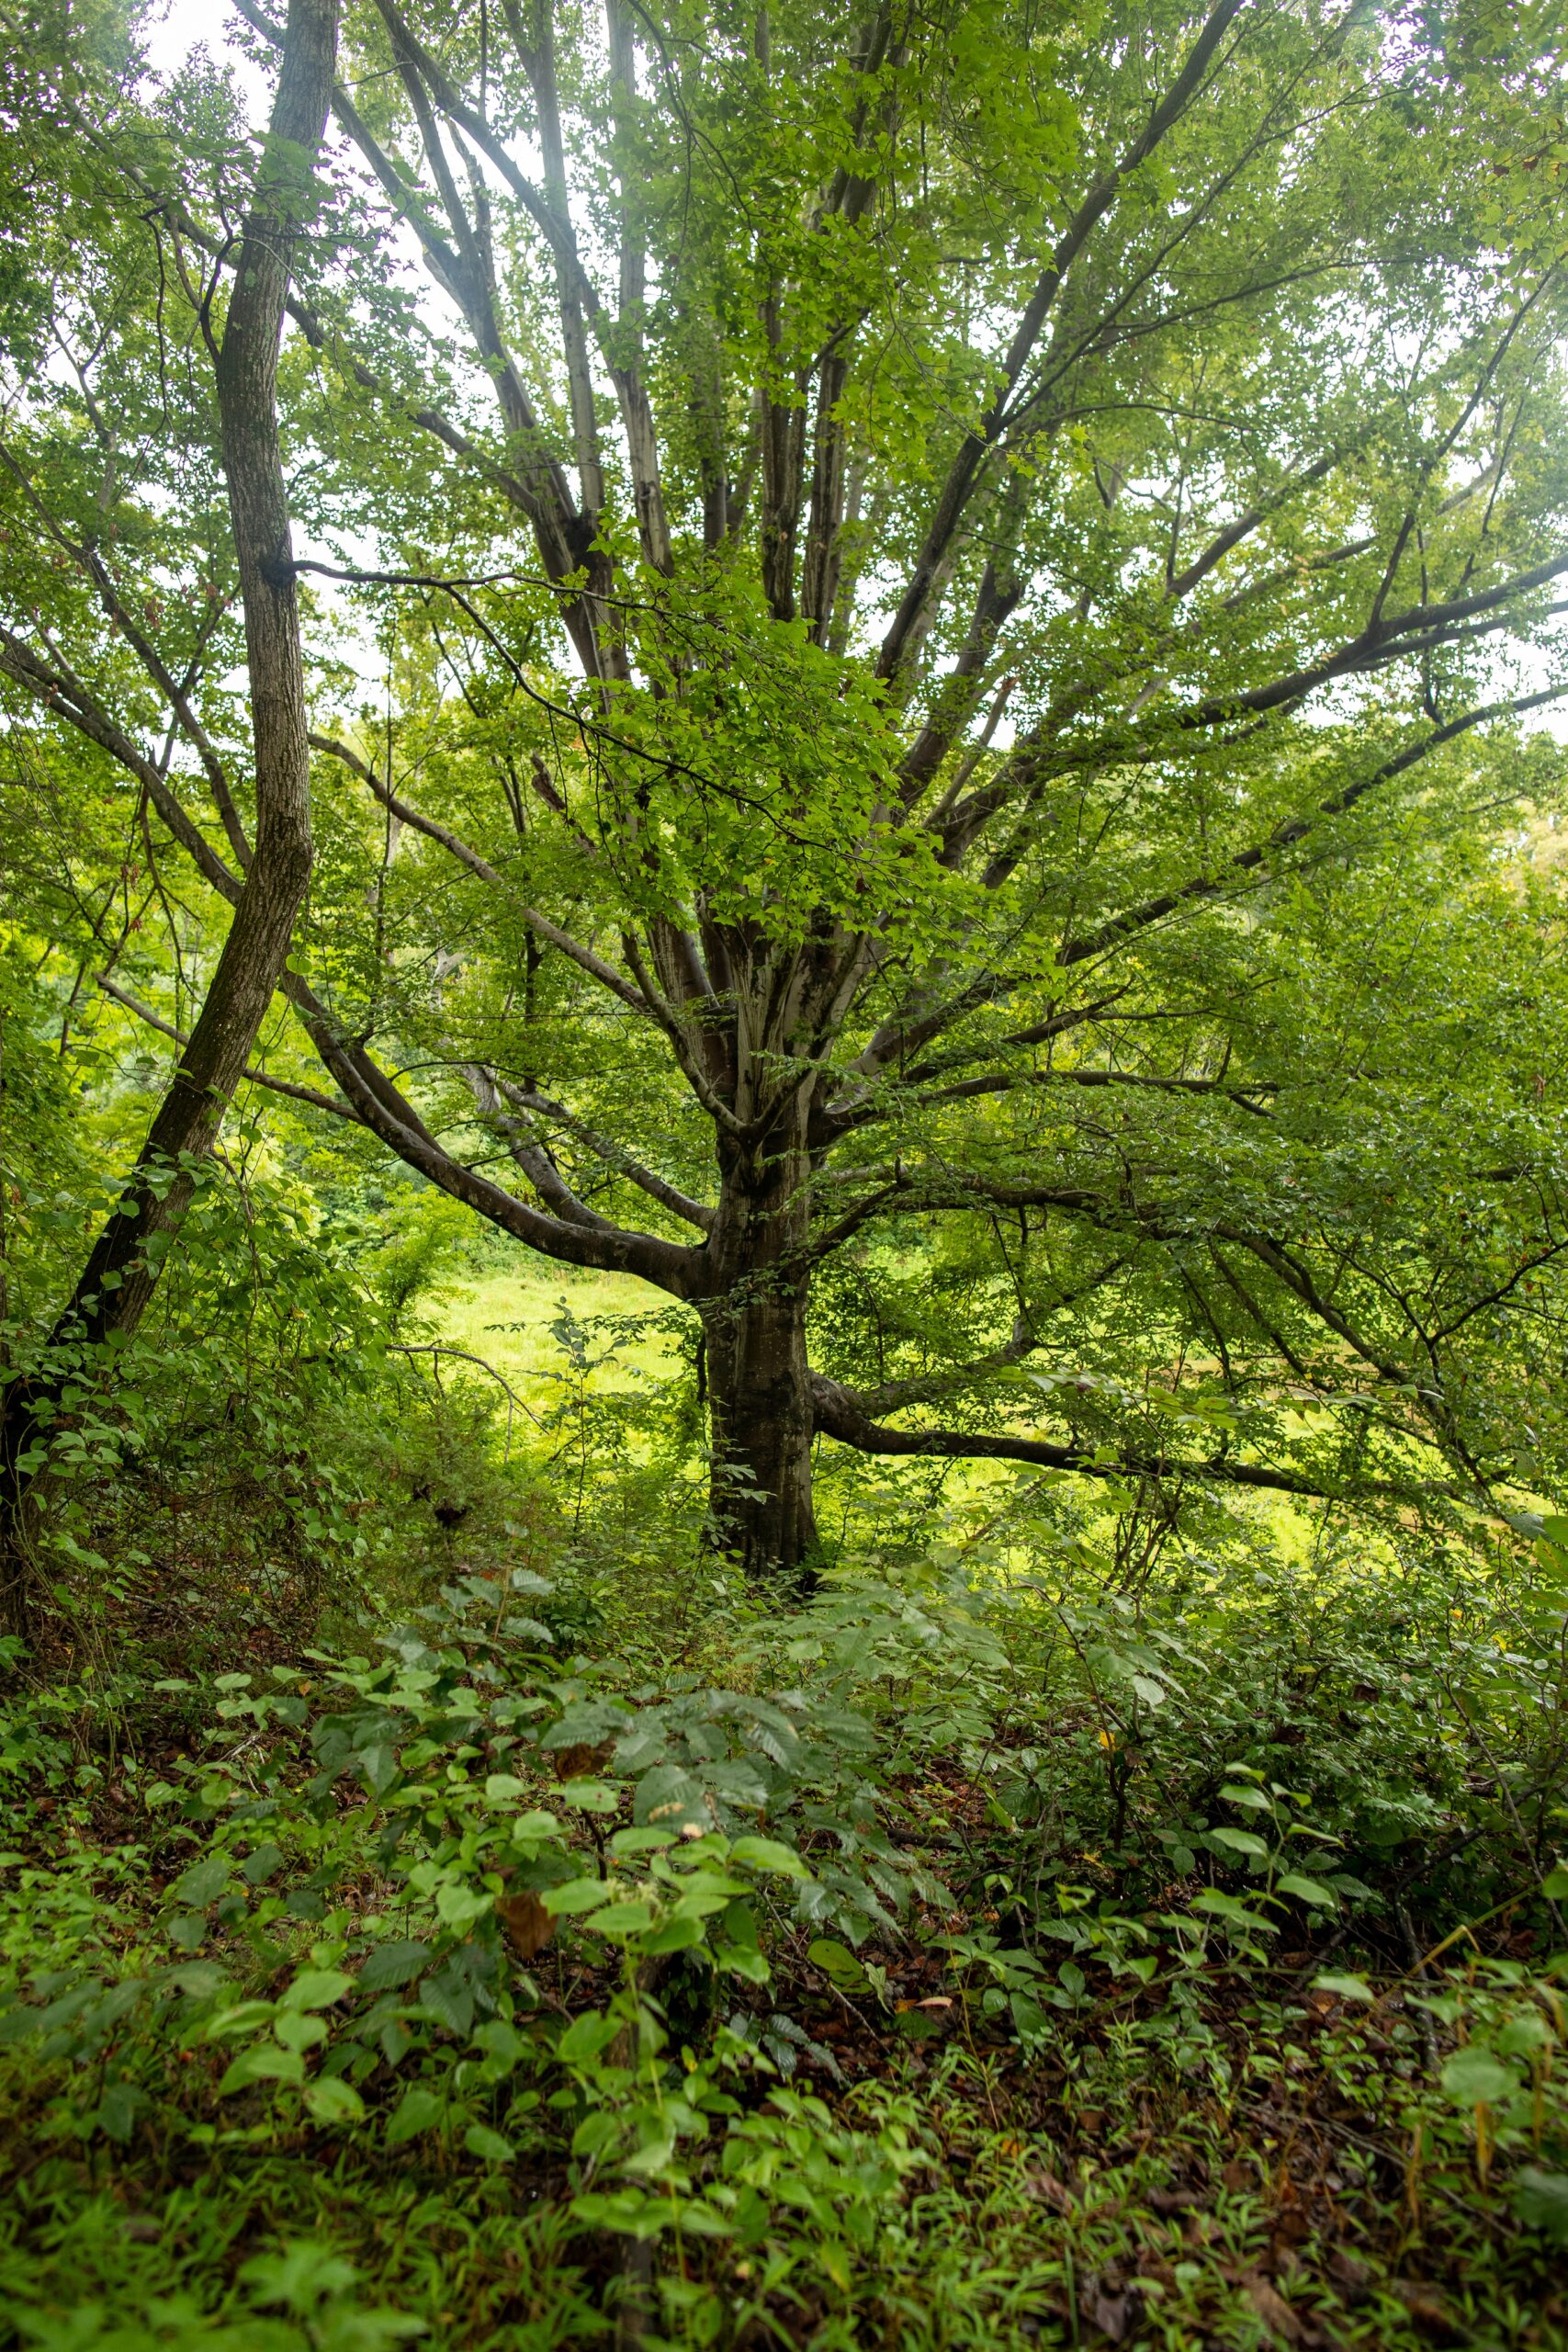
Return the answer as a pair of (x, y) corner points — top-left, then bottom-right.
(702, 1105), (819, 1593)
(0, 0), (340, 1654)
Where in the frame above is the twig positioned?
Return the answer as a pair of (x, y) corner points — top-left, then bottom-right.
(387, 1342), (543, 1456)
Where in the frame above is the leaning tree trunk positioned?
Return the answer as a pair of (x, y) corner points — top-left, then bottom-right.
(0, 0), (341, 1651)
(701, 1103), (819, 1592)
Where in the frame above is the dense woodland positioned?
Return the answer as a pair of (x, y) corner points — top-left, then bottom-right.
(3, 0), (1568, 2341)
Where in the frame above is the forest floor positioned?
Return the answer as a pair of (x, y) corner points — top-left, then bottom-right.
(3, 1526), (1566, 2352)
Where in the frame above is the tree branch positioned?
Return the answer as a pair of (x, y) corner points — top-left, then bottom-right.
(809, 1370), (1416, 1501)
(96, 976), (352, 1119)
(308, 730), (652, 1015)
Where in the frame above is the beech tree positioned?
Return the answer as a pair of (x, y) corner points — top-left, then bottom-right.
(5, 0), (1568, 1588)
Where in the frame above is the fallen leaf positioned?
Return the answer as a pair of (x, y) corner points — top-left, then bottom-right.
(496, 1889), (555, 1960)
(1393, 2281), (1459, 2338)
(1243, 2275), (1303, 2343)
(1326, 2245), (1371, 2300)
(1085, 2281), (1140, 2343)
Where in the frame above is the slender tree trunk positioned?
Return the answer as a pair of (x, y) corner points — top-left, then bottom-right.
(702, 1103), (819, 1592)
(0, 0), (341, 1652)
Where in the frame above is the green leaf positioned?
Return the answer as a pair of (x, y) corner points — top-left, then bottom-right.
(642, 1912), (706, 1956)
(1210, 1827), (1269, 1860)
(610, 1826), (678, 1857)
(583, 1900), (654, 1939)
(557, 2011), (621, 2064)
(807, 1938), (871, 1990)
(218, 2044), (305, 2094)
(559, 1780), (619, 1814)
(96, 2082), (145, 2143)
(484, 1774), (529, 1804)
(171, 1856), (230, 1909)
(358, 1940), (432, 1992)
(543, 1877), (615, 1916)
(1312, 1973), (1376, 2003)
(273, 2010), (327, 2055)
(435, 1883), (492, 1928)
(1541, 1864), (1568, 1900)
(1190, 1892), (1276, 1933)
(510, 1810), (563, 1842)
(1275, 1872), (1339, 1909)
(168, 1962), (231, 1999)
(1439, 2046), (1517, 2108)
(302, 2076), (366, 2127)
(386, 2086), (446, 2145)
(728, 1835), (809, 1878)
(278, 1969), (354, 2012)
(464, 2123), (515, 2163)
(1513, 2167), (1568, 2245)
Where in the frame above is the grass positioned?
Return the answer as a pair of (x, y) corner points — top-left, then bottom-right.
(433, 1267), (682, 1404)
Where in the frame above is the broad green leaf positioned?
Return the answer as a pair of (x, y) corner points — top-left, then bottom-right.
(302, 2076), (366, 2127)
(1513, 2168), (1568, 2245)
(1210, 1827), (1269, 1860)
(557, 2011), (621, 2064)
(358, 1941), (432, 1992)
(170, 1857), (230, 1909)
(435, 1883), (492, 1928)
(543, 1878), (615, 1917)
(583, 1900), (654, 1939)
(1312, 1973), (1376, 2003)
(728, 1835), (809, 1878)
(218, 2045), (305, 2094)
(386, 2086), (446, 2145)
(1275, 1873), (1338, 1910)
(1439, 2046), (1517, 2108)
(278, 1969), (354, 2013)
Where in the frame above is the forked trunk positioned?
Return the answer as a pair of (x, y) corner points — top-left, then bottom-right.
(702, 1107), (818, 1593)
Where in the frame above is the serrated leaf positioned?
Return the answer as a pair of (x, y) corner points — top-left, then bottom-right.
(358, 1940), (432, 1991)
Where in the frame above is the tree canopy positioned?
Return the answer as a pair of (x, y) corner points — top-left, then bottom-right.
(4, 0), (1568, 1582)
